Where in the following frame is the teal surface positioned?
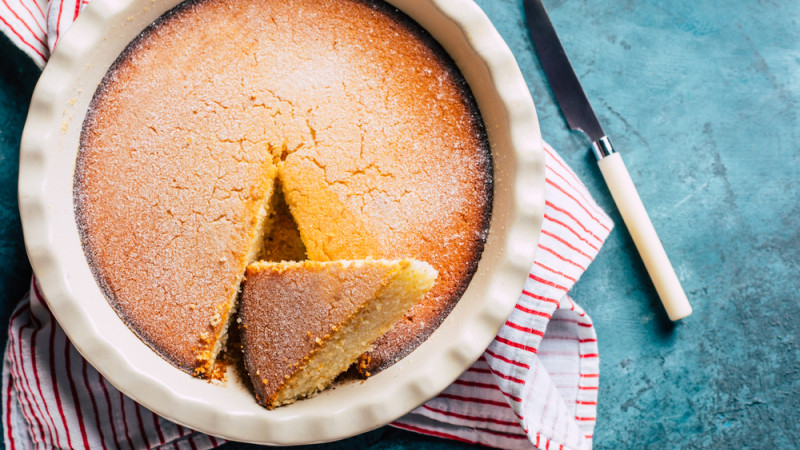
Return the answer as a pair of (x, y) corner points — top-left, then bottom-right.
(1, 0), (799, 448)
(0, 33), (36, 346)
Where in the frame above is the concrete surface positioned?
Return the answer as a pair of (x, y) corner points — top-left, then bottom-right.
(1, 0), (798, 448)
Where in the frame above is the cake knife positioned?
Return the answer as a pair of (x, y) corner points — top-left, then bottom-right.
(522, 0), (692, 321)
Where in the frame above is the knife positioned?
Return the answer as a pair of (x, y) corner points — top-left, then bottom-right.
(522, 0), (692, 321)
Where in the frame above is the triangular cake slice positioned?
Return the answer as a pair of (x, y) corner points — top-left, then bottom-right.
(239, 259), (437, 409)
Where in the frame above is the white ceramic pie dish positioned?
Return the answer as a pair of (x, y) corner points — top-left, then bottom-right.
(18, 0), (544, 445)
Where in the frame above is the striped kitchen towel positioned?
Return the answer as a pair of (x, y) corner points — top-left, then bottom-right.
(1, 1), (613, 449)
(392, 144), (610, 449)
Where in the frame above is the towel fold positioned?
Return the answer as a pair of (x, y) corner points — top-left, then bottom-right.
(1, 1), (613, 448)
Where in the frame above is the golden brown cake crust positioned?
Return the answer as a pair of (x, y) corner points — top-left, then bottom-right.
(75, 0), (491, 375)
(239, 260), (402, 407)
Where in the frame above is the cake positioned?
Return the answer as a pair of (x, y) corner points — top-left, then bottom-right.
(74, 0), (492, 377)
(239, 259), (436, 408)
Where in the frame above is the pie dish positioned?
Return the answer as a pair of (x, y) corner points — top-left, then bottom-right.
(18, 0), (544, 444)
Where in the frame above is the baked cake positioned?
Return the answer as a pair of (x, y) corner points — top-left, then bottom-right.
(74, 0), (492, 377)
(239, 259), (436, 408)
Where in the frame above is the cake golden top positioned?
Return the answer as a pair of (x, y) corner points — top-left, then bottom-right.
(75, 0), (492, 374)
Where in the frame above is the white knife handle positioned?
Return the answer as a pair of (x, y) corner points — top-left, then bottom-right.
(596, 151), (692, 321)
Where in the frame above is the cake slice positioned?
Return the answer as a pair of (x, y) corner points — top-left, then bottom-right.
(239, 259), (437, 409)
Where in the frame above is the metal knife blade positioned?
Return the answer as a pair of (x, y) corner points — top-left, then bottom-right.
(523, 0), (605, 143)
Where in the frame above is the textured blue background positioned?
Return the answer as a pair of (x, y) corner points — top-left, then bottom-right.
(1, 0), (798, 448)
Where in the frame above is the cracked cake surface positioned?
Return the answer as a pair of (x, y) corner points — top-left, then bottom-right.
(74, 0), (492, 376)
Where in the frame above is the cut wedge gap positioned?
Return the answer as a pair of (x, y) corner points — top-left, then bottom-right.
(259, 182), (307, 262)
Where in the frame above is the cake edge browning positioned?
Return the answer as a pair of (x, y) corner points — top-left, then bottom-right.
(76, 44), (282, 376)
(358, 208), (491, 375)
(74, 166), (279, 377)
(73, 0), (212, 375)
(354, 1), (494, 374)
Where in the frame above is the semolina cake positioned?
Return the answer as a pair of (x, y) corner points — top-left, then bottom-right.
(239, 259), (436, 408)
(74, 0), (492, 377)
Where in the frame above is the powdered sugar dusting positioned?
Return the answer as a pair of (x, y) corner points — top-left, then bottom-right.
(75, 0), (492, 375)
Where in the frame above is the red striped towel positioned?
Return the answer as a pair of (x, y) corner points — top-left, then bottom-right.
(393, 144), (610, 449)
(2, 1), (613, 449)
